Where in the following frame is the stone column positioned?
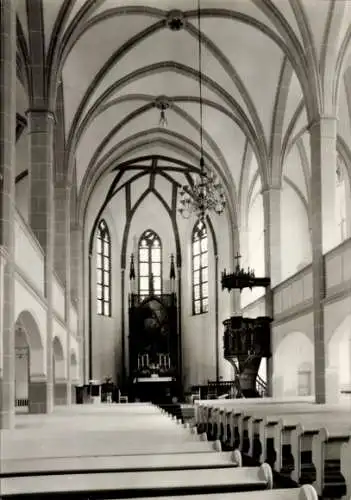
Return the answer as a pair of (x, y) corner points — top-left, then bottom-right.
(309, 116), (337, 404)
(54, 182), (72, 403)
(70, 223), (81, 302)
(27, 109), (55, 413)
(0, 0), (16, 429)
(54, 181), (68, 283)
(71, 223), (85, 381)
(262, 187), (282, 397)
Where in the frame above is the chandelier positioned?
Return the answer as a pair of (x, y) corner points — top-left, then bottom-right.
(178, 0), (226, 221)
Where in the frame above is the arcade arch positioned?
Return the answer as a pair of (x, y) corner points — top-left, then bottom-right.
(273, 331), (314, 398)
(53, 336), (67, 405)
(327, 314), (351, 404)
(14, 310), (44, 413)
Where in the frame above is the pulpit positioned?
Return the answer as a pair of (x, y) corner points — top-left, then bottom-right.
(223, 316), (271, 396)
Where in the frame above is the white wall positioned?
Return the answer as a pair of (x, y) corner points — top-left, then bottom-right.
(272, 313), (314, 398)
(180, 217), (216, 388)
(53, 274), (65, 321)
(14, 211), (45, 295)
(84, 181), (124, 384)
(70, 304), (78, 336)
(15, 174), (29, 222)
(324, 297), (351, 402)
(241, 190), (265, 308)
(280, 181), (311, 280)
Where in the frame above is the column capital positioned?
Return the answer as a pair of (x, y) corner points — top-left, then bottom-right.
(54, 179), (70, 190)
(308, 115), (338, 136)
(261, 185), (282, 196)
(70, 222), (82, 232)
(25, 108), (56, 126)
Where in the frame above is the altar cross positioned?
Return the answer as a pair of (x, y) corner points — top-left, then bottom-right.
(234, 252), (242, 267)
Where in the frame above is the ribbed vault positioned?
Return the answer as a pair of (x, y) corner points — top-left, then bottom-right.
(15, 0), (351, 230)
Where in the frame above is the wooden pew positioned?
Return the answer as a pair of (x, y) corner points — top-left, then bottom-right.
(218, 403), (327, 451)
(341, 439), (351, 500)
(242, 406), (350, 467)
(195, 397), (315, 431)
(214, 403), (351, 499)
(312, 426), (351, 498)
(205, 401), (317, 440)
(0, 450), (243, 477)
(1, 416), (211, 459)
(2, 441), (221, 460)
(291, 422), (351, 496)
(0, 463), (274, 499)
(126, 484), (319, 500)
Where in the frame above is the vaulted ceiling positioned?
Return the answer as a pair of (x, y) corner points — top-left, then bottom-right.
(16, 1), (351, 225)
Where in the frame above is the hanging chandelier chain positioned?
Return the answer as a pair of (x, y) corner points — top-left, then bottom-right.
(177, 0), (226, 222)
(197, 0), (204, 171)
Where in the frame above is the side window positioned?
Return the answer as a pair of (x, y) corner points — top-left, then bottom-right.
(96, 219), (111, 316)
(192, 220), (208, 314)
(138, 230), (162, 298)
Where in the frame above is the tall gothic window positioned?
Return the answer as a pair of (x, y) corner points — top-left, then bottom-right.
(192, 220), (208, 315)
(138, 230), (162, 298)
(96, 219), (111, 316)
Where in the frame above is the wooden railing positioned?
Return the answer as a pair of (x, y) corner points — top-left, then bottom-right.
(255, 374), (267, 397)
(15, 398), (28, 407)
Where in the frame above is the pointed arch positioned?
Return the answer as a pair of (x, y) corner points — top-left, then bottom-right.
(192, 220), (208, 315)
(138, 229), (162, 298)
(96, 219), (111, 316)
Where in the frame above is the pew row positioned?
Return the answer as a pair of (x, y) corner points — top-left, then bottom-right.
(132, 484), (319, 500)
(0, 450), (243, 477)
(1, 435), (225, 460)
(312, 426), (351, 498)
(198, 400), (351, 499)
(195, 397), (315, 430)
(246, 409), (351, 467)
(221, 406), (351, 498)
(0, 463), (273, 499)
(215, 403), (349, 446)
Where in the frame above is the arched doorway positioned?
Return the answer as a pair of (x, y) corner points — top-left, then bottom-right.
(273, 331), (314, 398)
(53, 336), (66, 405)
(327, 315), (351, 404)
(15, 325), (29, 412)
(14, 310), (44, 413)
(70, 350), (79, 404)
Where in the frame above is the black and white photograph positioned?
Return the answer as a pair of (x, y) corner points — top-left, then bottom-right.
(0, 0), (351, 498)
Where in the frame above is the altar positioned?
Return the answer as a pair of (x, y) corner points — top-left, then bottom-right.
(128, 292), (181, 404)
(131, 376), (179, 404)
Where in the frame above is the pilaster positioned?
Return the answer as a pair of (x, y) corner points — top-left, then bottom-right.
(54, 181), (69, 284)
(262, 187), (282, 288)
(27, 108), (55, 413)
(309, 116), (337, 404)
(55, 182), (72, 403)
(0, 0), (16, 429)
(262, 187), (281, 397)
(71, 223), (84, 381)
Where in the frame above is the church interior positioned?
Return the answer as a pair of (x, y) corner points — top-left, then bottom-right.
(1, 0), (351, 498)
